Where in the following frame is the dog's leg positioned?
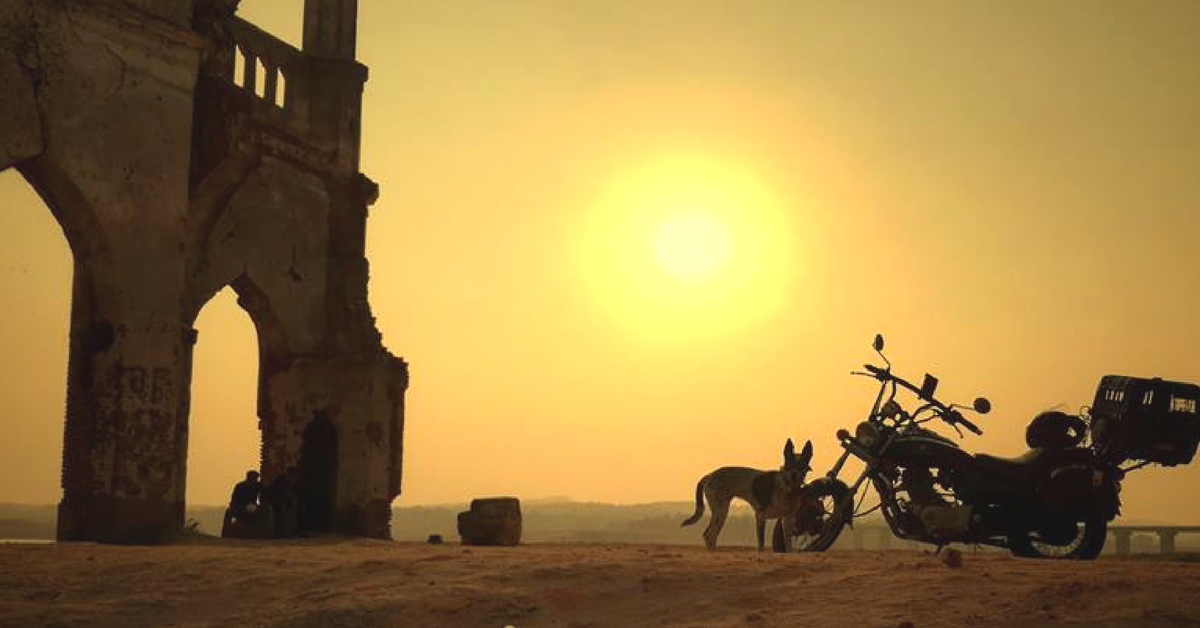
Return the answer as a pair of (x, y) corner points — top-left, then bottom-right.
(702, 497), (729, 551)
(755, 511), (766, 551)
(780, 514), (796, 553)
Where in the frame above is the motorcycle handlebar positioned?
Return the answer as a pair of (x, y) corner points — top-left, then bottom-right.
(862, 363), (985, 435)
(949, 410), (984, 435)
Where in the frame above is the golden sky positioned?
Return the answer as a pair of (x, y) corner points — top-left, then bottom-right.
(1, 1), (1198, 523)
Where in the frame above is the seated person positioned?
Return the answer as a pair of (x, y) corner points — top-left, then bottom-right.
(222, 470), (263, 534)
(263, 466), (300, 538)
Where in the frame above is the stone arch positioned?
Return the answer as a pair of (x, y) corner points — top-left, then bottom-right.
(4, 155), (184, 544)
(183, 273), (294, 495)
(183, 286), (261, 511)
(16, 160), (107, 264)
(187, 156), (333, 356)
(186, 273), (294, 394)
(228, 274), (293, 400)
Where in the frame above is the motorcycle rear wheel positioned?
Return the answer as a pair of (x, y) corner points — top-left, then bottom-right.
(1007, 517), (1107, 560)
(771, 479), (852, 552)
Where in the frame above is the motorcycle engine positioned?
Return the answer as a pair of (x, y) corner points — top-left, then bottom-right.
(898, 467), (973, 538)
(913, 503), (973, 538)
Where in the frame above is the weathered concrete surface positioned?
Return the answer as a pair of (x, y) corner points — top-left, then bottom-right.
(0, 0), (407, 543)
(0, 0), (38, 169)
(0, 51), (40, 169)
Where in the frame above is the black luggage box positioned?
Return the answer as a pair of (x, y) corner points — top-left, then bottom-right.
(1090, 376), (1200, 466)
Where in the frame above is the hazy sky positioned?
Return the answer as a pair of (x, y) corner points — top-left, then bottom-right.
(1, 1), (1198, 523)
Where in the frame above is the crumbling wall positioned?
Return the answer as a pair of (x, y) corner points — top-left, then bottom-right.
(263, 356), (406, 537)
(184, 150), (408, 538)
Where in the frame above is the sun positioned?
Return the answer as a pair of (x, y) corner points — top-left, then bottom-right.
(652, 212), (731, 281)
(577, 154), (797, 341)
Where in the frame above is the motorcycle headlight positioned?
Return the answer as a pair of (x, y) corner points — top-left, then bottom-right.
(856, 421), (880, 448)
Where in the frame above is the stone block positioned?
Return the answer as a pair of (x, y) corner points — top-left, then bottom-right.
(457, 497), (522, 546)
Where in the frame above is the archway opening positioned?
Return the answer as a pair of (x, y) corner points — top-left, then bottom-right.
(299, 411), (337, 533)
(0, 170), (72, 539)
(186, 287), (262, 534)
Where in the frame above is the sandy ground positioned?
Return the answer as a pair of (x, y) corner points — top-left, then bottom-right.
(1, 540), (1198, 628)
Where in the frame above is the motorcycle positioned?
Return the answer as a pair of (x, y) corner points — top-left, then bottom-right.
(773, 334), (1123, 559)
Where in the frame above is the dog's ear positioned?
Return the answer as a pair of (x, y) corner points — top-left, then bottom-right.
(800, 440), (814, 464)
(783, 438), (796, 465)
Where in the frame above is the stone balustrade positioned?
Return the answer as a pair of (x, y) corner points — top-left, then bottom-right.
(829, 524), (1200, 555)
(1109, 525), (1200, 555)
(222, 18), (309, 126)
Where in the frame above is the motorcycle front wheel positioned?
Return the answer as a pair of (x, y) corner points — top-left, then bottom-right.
(1007, 516), (1107, 560)
(771, 478), (853, 552)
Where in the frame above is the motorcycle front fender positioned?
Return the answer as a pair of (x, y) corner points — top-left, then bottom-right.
(803, 476), (855, 528)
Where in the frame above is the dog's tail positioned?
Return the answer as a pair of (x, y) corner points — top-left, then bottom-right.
(680, 476), (708, 527)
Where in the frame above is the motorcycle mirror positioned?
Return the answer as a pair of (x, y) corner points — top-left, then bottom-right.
(973, 397), (991, 415)
(873, 334), (885, 352)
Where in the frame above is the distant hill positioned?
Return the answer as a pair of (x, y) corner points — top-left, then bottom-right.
(0, 504), (55, 539)
(391, 500), (911, 549)
(391, 500), (734, 545)
(0, 500), (775, 546)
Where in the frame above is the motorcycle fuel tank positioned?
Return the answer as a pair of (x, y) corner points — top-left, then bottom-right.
(883, 431), (975, 470)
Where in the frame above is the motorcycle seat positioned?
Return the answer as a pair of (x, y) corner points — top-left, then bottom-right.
(972, 447), (1095, 486)
(971, 449), (1045, 484)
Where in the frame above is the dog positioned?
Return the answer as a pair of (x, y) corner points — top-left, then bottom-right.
(681, 439), (814, 551)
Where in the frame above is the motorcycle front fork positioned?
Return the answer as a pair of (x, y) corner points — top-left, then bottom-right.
(825, 446), (878, 525)
(826, 445), (920, 541)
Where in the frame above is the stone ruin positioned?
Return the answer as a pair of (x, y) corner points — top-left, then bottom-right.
(458, 498), (523, 547)
(0, 0), (407, 542)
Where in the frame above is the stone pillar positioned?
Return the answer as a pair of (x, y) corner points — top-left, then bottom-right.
(57, 256), (192, 543)
(303, 0), (357, 59)
(14, 2), (203, 542)
(301, 0), (366, 173)
(1159, 531), (1177, 555)
(1114, 530), (1132, 555)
